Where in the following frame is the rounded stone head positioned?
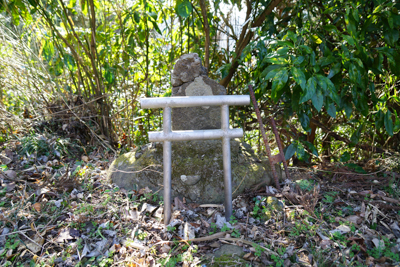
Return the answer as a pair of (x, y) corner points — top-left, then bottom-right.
(171, 53), (208, 87)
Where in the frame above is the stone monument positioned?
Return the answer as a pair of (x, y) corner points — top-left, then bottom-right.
(107, 53), (279, 204)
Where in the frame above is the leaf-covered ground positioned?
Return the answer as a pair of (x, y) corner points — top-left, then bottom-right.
(0, 133), (400, 267)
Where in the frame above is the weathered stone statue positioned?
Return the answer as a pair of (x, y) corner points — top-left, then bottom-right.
(107, 53), (279, 204)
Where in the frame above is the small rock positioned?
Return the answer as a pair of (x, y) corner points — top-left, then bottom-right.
(345, 215), (362, 225)
(215, 214), (232, 229)
(2, 170), (17, 180)
(153, 207), (163, 219)
(103, 230), (116, 237)
(249, 217), (255, 224)
(180, 175), (201, 185)
(146, 204), (157, 213)
(235, 208), (245, 219)
(99, 221), (111, 229)
(0, 155), (12, 165)
(210, 241), (221, 248)
(81, 156), (89, 162)
(77, 193), (84, 199)
(330, 225), (351, 235)
(70, 189), (79, 199)
(372, 238), (385, 250)
(179, 222), (195, 240)
(54, 199), (63, 208)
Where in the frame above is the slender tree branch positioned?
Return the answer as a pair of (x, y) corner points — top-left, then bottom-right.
(220, 0), (283, 88)
(199, 0), (210, 72)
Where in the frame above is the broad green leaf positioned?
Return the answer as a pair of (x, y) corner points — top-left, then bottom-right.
(311, 89), (323, 111)
(291, 86), (301, 112)
(345, 163), (366, 174)
(300, 77), (317, 103)
(340, 152), (351, 162)
(387, 11), (394, 29)
(285, 143), (296, 160)
(177, 0), (192, 18)
(342, 35), (355, 46)
(345, 12), (357, 37)
(318, 56), (335, 66)
(271, 69), (288, 101)
(327, 103), (336, 118)
(394, 112), (400, 133)
(384, 28), (399, 46)
(265, 57), (288, 64)
(311, 35), (322, 44)
(293, 56), (305, 65)
(349, 64), (361, 84)
(291, 67), (306, 90)
(310, 52), (316, 65)
(299, 112), (311, 132)
(350, 125), (362, 145)
(344, 102), (352, 118)
(277, 47), (290, 55)
(264, 67), (283, 80)
(315, 74), (328, 93)
(276, 41), (294, 48)
(287, 31), (297, 42)
(304, 141), (318, 156)
(296, 142), (306, 161)
(262, 65), (284, 79)
(323, 24), (338, 33)
(328, 62), (341, 78)
(299, 45), (312, 54)
(384, 110), (393, 136)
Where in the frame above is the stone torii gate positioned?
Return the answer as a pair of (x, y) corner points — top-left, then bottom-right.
(140, 95), (250, 224)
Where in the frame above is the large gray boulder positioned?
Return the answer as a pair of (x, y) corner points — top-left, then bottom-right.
(107, 140), (277, 204)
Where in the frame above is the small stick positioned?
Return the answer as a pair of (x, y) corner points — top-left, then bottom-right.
(248, 84), (281, 190)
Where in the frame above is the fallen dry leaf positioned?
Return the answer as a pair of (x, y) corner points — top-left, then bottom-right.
(32, 203), (41, 212)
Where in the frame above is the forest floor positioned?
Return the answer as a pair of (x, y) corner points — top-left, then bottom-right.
(0, 132), (400, 267)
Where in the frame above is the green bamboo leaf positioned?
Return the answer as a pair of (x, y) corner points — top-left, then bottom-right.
(63, 54), (75, 71)
(67, 0), (76, 8)
(133, 11), (141, 23)
(291, 67), (306, 90)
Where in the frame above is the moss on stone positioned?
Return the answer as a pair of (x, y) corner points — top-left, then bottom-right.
(107, 140), (280, 204)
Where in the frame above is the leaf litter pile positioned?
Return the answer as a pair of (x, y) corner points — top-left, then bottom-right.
(0, 135), (400, 267)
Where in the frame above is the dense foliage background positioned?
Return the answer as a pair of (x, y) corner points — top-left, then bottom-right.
(0, 0), (399, 164)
